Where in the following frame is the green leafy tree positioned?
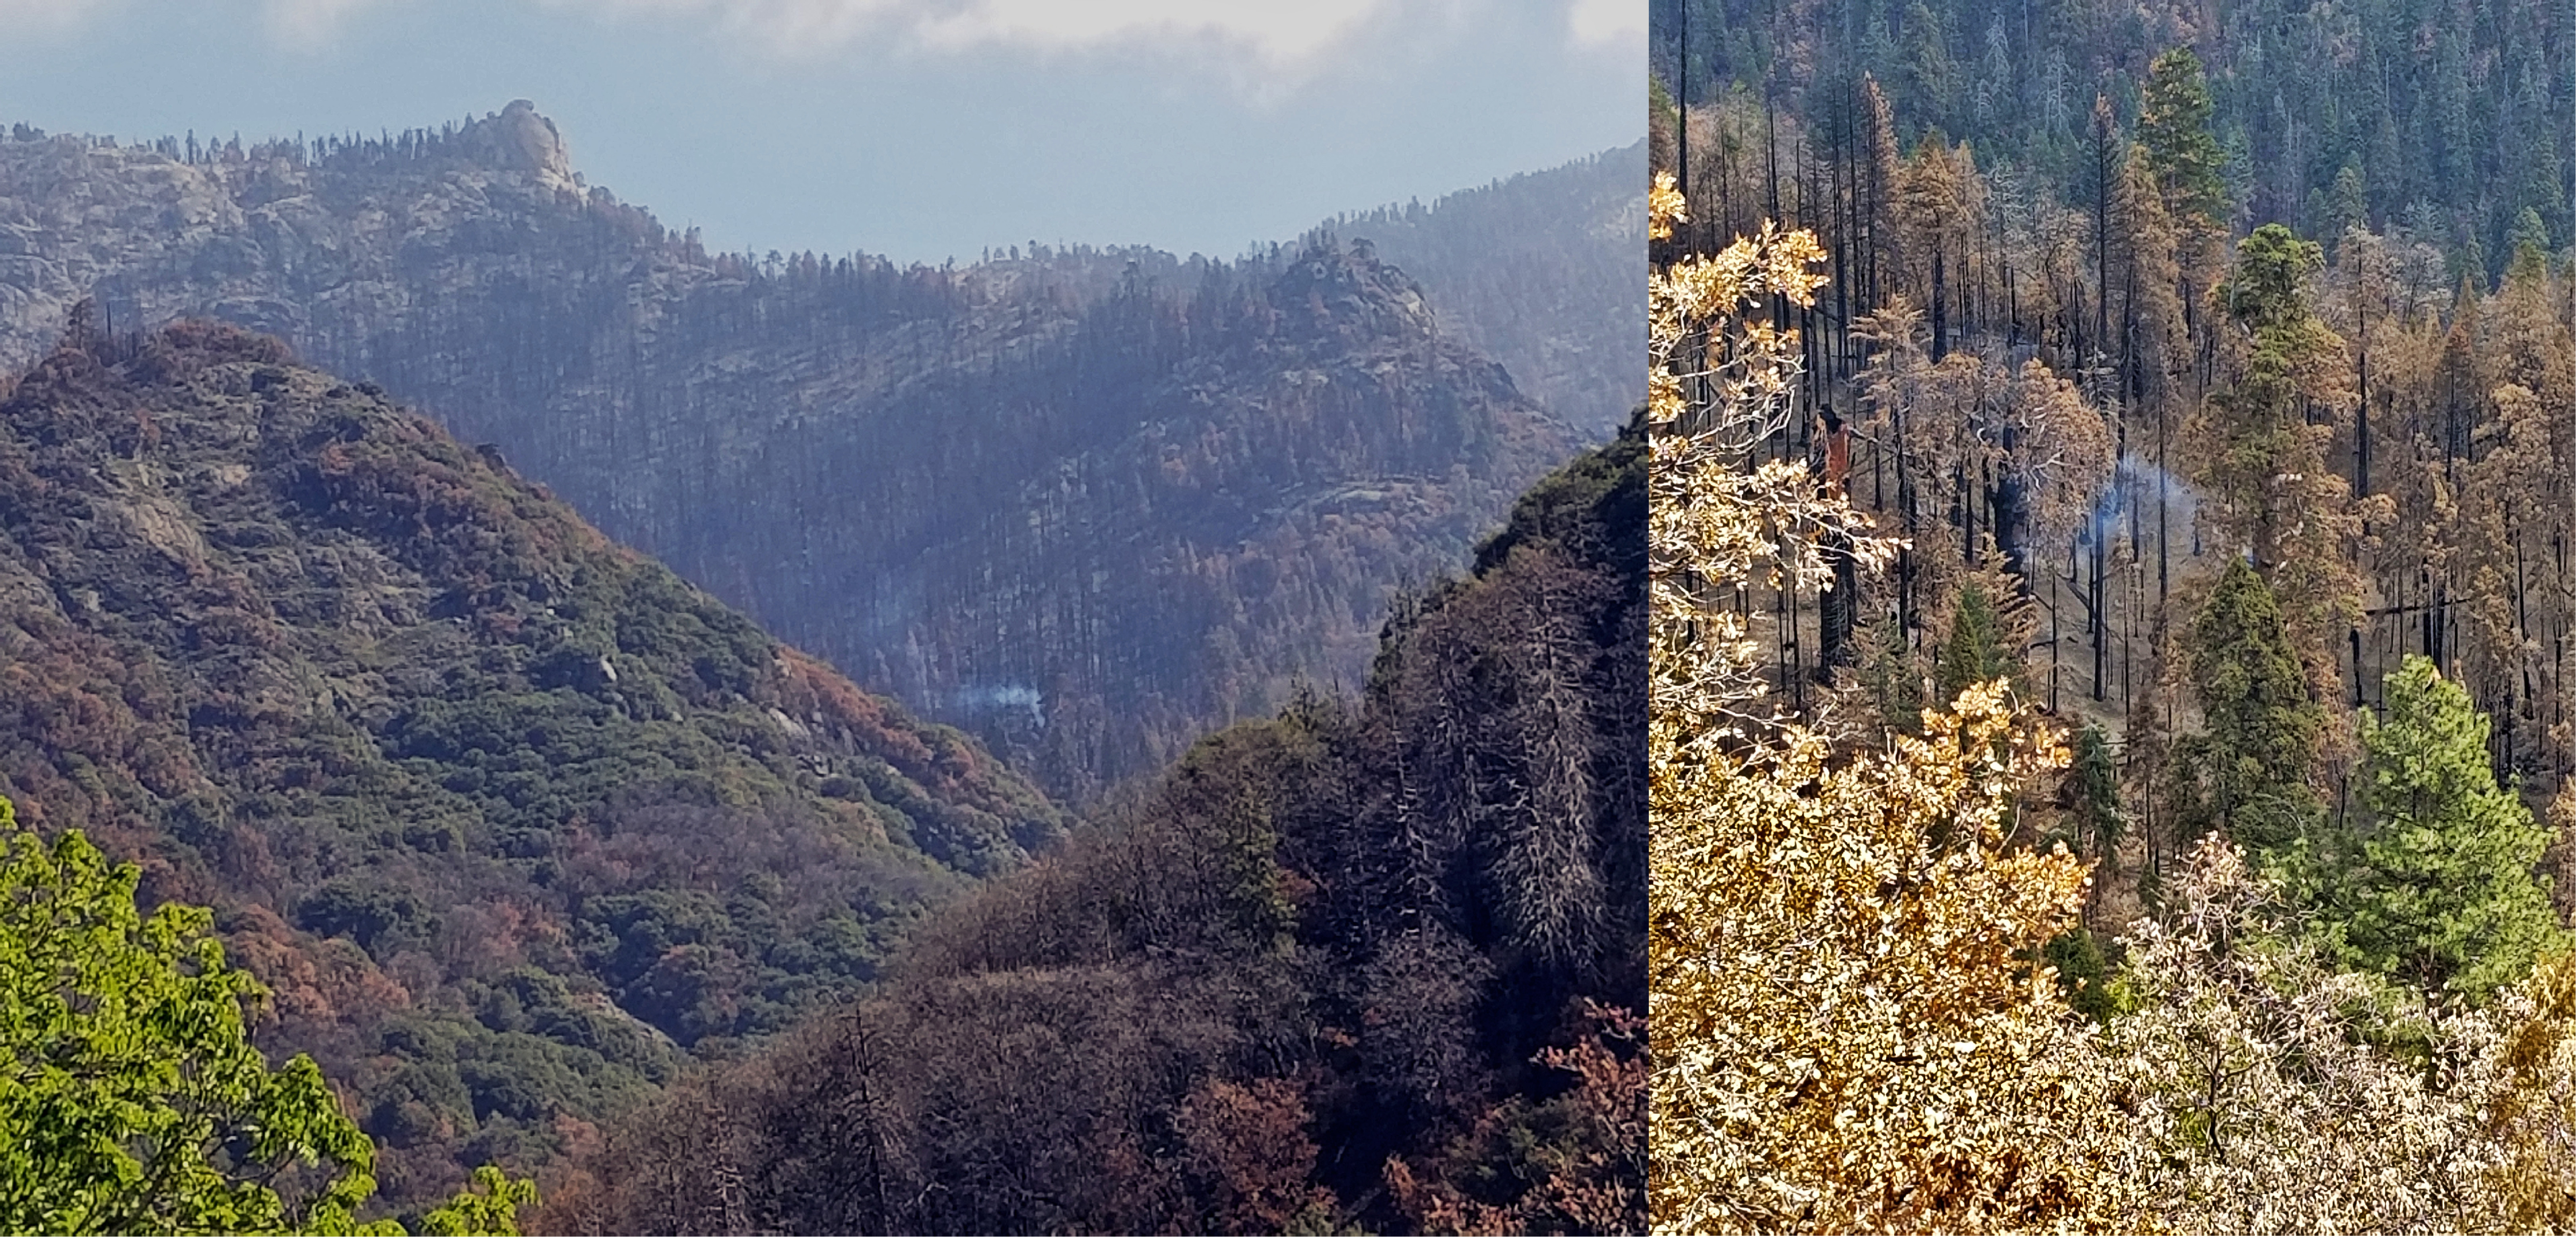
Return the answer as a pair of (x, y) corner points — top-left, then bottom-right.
(2172, 559), (2326, 858)
(2311, 656), (2565, 1000)
(0, 797), (532, 1235)
(420, 1168), (539, 1237)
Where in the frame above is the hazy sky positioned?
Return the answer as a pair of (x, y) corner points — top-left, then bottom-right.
(0, 0), (1641, 264)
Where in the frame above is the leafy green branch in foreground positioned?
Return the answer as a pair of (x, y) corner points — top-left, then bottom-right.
(0, 793), (531, 1235)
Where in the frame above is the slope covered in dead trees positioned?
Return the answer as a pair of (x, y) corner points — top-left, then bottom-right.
(1650, 28), (2576, 924)
(537, 414), (1646, 1236)
(0, 315), (1062, 1213)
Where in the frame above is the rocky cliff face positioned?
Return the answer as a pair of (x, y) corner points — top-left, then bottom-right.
(0, 105), (1598, 795)
(1326, 139), (1646, 437)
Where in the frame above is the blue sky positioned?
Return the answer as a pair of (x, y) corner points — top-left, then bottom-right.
(0, 0), (1641, 264)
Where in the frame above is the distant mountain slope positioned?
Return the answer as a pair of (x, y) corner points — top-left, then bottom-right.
(547, 414), (1647, 1237)
(1327, 138), (1646, 436)
(0, 104), (1606, 797)
(0, 316), (1061, 1209)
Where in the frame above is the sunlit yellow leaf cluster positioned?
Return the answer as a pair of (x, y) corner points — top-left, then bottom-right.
(1648, 206), (2114, 1232)
(1650, 683), (2126, 1232)
(1648, 171), (1686, 243)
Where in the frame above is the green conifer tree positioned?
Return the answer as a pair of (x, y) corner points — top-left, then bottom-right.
(2508, 205), (2551, 258)
(1935, 581), (2014, 706)
(2507, 206), (2553, 282)
(2056, 723), (2126, 925)
(2136, 47), (2229, 229)
(1864, 619), (1926, 737)
(2172, 559), (2325, 857)
(2313, 656), (2565, 1000)
(2063, 723), (2124, 861)
(2325, 164), (2368, 245)
(2223, 223), (2328, 332)
(2193, 224), (2367, 707)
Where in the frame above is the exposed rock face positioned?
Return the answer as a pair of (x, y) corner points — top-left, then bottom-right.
(0, 106), (1599, 795)
(480, 99), (575, 190)
(1328, 140), (1647, 437)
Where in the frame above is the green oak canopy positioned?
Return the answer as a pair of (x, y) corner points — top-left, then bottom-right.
(0, 795), (531, 1235)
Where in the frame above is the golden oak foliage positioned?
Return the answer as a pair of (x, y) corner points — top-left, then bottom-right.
(1646, 174), (1891, 765)
(1650, 685), (2121, 1232)
(2483, 949), (2576, 1230)
(1650, 176), (2112, 1231)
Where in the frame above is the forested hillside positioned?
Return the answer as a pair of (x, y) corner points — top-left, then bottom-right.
(0, 103), (1635, 798)
(1651, 6), (2576, 1229)
(1657, 0), (2575, 278)
(536, 416), (1646, 1235)
(0, 315), (1060, 1212)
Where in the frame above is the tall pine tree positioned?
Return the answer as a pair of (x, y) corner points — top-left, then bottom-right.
(2311, 655), (2564, 1001)
(2194, 224), (2370, 707)
(1936, 580), (2015, 706)
(2136, 47), (2228, 232)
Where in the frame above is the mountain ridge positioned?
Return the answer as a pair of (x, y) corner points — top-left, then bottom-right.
(0, 103), (1629, 796)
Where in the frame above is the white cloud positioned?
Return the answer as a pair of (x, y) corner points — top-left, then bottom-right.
(262, 0), (382, 49)
(90, 0), (1600, 95)
(0, 0), (372, 49)
(1565, 0), (1641, 47)
(0, 0), (113, 34)
(558, 0), (1392, 68)
(907, 0), (1387, 63)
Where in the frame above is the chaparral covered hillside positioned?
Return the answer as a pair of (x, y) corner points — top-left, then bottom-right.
(0, 313), (1061, 1208)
